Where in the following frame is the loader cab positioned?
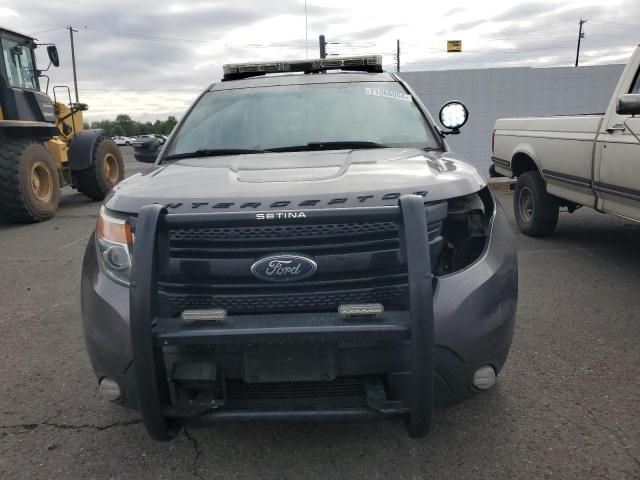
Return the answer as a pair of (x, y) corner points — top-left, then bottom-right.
(0, 27), (56, 125)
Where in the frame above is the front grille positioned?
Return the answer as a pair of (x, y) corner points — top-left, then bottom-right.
(164, 285), (408, 313)
(157, 204), (446, 316)
(170, 221), (401, 242)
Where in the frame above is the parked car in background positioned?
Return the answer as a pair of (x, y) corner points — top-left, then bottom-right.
(132, 134), (166, 163)
(112, 136), (134, 146)
(491, 45), (640, 237)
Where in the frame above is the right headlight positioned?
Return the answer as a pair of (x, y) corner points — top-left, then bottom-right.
(434, 188), (493, 276)
(95, 206), (132, 286)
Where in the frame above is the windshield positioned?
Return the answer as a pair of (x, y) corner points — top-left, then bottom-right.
(1, 38), (37, 90)
(166, 81), (440, 157)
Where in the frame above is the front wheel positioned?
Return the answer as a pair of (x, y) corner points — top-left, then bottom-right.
(514, 171), (559, 237)
(75, 137), (125, 201)
(0, 140), (61, 223)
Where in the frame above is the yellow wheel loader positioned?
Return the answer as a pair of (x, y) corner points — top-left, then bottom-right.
(0, 27), (124, 223)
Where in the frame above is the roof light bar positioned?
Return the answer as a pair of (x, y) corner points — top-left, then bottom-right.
(222, 55), (383, 81)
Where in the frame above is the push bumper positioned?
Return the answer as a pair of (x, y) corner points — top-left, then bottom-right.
(81, 194), (517, 441)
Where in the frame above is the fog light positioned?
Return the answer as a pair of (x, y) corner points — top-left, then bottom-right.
(472, 365), (496, 390)
(99, 377), (122, 402)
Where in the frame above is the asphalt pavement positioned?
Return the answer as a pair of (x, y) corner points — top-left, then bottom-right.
(1, 148), (639, 479)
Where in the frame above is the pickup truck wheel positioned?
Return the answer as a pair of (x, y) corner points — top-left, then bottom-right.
(514, 171), (559, 237)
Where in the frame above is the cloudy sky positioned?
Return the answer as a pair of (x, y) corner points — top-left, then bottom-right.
(2, 0), (638, 122)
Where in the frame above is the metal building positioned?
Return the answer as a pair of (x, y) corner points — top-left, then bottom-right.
(400, 64), (625, 175)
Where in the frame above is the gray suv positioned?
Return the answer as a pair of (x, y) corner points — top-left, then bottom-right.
(81, 56), (517, 441)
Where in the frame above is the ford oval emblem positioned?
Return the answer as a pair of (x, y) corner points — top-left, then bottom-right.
(250, 254), (318, 282)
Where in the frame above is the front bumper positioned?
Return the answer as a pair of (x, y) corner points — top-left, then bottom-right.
(81, 195), (517, 440)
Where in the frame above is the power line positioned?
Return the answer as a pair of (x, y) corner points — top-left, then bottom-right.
(588, 20), (639, 29)
(476, 20), (577, 39)
(29, 26), (67, 36)
(81, 25), (378, 50)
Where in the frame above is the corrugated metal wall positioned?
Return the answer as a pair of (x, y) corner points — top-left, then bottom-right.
(400, 64), (625, 175)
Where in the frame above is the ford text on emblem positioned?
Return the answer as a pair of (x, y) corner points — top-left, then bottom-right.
(250, 254), (317, 282)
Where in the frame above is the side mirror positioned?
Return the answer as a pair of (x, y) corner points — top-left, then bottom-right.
(616, 94), (640, 116)
(439, 101), (469, 134)
(47, 45), (60, 68)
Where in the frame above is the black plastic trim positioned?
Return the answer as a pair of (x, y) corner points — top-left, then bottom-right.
(68, 129), (104, 170)
(542, 169), (592, 188)
(594, 181), (640, 201)
(129, 204), (179, 441)
(129, 195), (435, 440)
(399, 195), (434, 437)
(491, 156), (510, 167)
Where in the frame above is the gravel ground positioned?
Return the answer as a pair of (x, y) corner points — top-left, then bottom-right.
(1, 148), (638, 479)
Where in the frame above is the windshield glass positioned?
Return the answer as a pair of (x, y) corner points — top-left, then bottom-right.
(1, 39), (37, 90)
(166, 81), (440, 157)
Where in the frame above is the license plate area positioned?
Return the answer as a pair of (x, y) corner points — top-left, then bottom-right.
(242, 343), (336, 383)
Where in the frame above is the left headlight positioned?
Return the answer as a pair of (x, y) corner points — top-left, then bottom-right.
(95, 206), (132, 286)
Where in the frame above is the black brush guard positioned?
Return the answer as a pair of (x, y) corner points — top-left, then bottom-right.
(130, 195), (435, 440)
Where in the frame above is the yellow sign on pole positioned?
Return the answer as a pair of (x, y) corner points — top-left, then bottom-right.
(447, 40), (462, 53)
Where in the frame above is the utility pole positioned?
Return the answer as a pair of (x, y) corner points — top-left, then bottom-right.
(67, 25), (79, 102)
(575, 18), (587, 67)
(319, 34), (326, 58)
(396, 39), (400, 73)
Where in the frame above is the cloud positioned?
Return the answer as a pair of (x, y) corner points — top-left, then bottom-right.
(2, 0), (636, 121)
(445, 19), (486, 32)
(0, 7), (20, 19)
(442, 7), (466, 17)
(490, 1), (560, 22)
(342, 24), (405, 41)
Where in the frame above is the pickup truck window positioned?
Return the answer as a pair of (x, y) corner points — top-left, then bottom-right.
(166, 82), (440, 157)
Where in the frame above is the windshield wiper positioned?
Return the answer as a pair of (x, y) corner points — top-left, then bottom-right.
(164, 148), (264, 160)
(267, 141), (390, 152)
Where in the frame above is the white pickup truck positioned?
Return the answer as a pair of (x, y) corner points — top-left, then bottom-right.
(492, 45), (640, 236)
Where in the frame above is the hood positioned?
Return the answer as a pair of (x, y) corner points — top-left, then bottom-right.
(105, 148), (486, 214)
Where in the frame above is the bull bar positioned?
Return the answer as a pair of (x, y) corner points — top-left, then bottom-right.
(129, 194), (435, 440)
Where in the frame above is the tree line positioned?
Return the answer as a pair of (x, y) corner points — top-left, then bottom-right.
(86, 114), (178, 137)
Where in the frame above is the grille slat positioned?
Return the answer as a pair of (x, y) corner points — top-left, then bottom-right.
(170, 222), (401, 242)
(158, 272), (408, 291)
(158, 209), (445, 315)
(163, 285), (408, 314)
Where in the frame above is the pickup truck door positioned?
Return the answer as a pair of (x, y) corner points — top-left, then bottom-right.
(595, 68), (640, 220)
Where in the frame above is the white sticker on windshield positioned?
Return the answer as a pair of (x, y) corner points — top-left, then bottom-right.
(364, 87), (412, 102)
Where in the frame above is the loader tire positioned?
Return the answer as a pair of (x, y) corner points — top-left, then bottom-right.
(75, 137), (124, 201)
(0, 139), (60, 223)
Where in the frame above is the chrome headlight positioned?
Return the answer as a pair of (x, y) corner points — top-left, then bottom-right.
(95, 207), (132, 286)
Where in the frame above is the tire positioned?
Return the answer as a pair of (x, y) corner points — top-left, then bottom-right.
(0, 139), (61, 223)
(514, 170), (559, 237)
(75, 137), (125, 201)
